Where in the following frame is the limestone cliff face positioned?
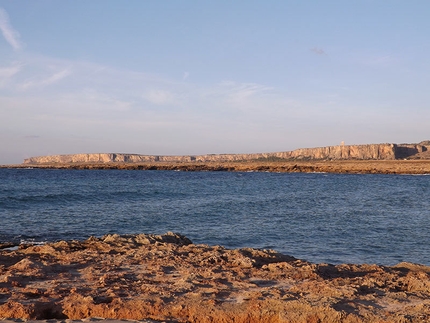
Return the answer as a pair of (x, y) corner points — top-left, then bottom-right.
(192, 144), (396, 162)
(23, 142), (430, 164)
(23, 153), (197, 164)
(270, 144), (397, 160)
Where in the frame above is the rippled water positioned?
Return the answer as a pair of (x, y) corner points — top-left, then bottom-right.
(1, 168), (429, 265)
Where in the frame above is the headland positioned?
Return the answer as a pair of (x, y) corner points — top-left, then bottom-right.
(4, 141), (430, 174)
(20, 141), (430, 164)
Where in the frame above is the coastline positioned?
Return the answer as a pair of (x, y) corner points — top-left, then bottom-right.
(1, 233), (430, 323)
(2, 159), (430, 175)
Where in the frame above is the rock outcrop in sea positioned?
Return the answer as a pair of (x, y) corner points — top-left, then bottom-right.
(23, 141), (430, 164)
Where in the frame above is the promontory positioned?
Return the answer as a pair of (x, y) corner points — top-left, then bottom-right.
(4, 140), (430, 174)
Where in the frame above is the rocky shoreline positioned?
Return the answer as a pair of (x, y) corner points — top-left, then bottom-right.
(4, 160), (430, 175)
(1, 233), (430, 322)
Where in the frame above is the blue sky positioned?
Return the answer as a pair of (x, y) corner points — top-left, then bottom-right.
(1, 1), (429, 164)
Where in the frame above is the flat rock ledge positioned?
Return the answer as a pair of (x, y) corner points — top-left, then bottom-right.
(1, 233), (430, 323)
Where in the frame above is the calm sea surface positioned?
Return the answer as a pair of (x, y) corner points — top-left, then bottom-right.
(1, 168), (429, 266)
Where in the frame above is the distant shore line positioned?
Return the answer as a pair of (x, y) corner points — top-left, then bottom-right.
(2, 159), (430, 175)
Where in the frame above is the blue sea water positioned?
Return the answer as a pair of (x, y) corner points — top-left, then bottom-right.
(0, 168), (429, 266)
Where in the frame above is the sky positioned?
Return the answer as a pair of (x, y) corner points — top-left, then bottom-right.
(0, 1), (429, 164)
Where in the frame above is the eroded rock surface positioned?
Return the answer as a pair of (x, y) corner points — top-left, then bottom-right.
(1, 233), (430, 322)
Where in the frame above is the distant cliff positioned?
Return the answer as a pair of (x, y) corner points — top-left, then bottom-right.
(23, 141), (430, 165)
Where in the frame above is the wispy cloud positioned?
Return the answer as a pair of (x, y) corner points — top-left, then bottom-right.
(310, 47), (325, 55)
(21, 68), (72, 90)
(143, 89), (175, 105)
(0, 62), (22, 87)
(0, 8), (23, 50)
(219, 81), (272, 103)
(79, 89), (133, 112)
(360, 55), (396, 67)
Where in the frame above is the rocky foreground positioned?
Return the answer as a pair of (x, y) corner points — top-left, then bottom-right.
(1, 233), (430, 322)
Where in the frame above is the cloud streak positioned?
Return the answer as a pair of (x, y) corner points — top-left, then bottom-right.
(0, 8), (23, 50)
(143, 89), (175, 105)
(218, 81), (273, 106)
(21, 68), (72, 90)
(359, 54), (396, 67)
(0, 62), (22, 87)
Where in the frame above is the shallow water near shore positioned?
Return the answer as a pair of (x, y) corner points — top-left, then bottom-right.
(1, 168), (429, 265)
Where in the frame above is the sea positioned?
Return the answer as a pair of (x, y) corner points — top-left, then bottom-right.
(1, 168), (429, 266)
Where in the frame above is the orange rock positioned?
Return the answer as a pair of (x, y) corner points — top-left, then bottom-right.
(1, 233), (430, 322)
